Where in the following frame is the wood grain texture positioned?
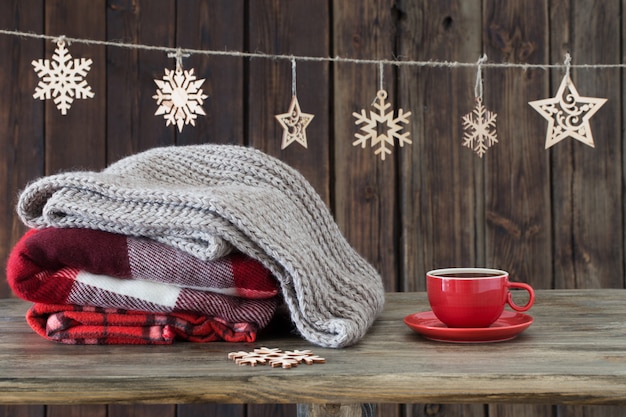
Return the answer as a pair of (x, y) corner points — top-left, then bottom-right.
(177, 404), (244, 417)
(551, 2), (625, 416)
(175, 0), (245, 147)
(248, 404), (297, 417)
(333, 1), (399, 291)
(0, 2), (624, 417)
(44, 0), (107, 173)
(0, 405), (43, 417)
(483, 4), (552, 417)
(557, 405), (626, 417)
(0, 0), (45, 417)
(106, 0), (176, 164)
(247, 0), (331, 203)
(47, 405), (106, 417)
(297, 403), (374, 417)
(406, 404), (485, 417)
(0, 0), (44, 299)
(550, 0), (623, 289)
(2, 290), (626, 406)
(483, 0), (552, 290)
(109, 404), (176, 417)
(397, 0), (483, 293)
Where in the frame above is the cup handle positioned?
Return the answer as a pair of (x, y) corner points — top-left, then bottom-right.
(506, 282), (535, 312)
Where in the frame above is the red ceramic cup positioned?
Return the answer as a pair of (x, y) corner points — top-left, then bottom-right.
(426, 268), (535, 328)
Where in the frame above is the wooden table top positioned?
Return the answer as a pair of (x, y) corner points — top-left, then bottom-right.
(1, 289), (626, 405)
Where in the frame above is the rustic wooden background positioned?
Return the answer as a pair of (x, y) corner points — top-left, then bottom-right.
(1, 0), (624, 416)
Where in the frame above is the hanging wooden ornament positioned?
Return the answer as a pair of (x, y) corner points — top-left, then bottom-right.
(153, 48), (208, 132)
(529, 54), (606, 149)
(32, 36), (94, 115)
(275, 58), (314, 149)
(353, 63), (411, 161)
(461, 55), (498, 157)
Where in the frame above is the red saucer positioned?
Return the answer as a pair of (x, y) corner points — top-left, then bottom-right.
(403, 310), (533, 343)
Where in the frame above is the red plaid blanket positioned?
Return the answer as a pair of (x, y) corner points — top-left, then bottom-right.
(27, 303), (257, 344)
(7, 228), (280, 344)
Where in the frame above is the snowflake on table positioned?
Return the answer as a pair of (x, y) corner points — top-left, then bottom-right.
(32, 40), (94, 115)
(462, 97), (498, 157)
(353, 89), (411, 161)
(153, 67), (208, 132)
(228, 347), (326, 369)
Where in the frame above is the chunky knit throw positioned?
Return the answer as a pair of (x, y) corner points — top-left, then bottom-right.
(17, 144), (385, 348)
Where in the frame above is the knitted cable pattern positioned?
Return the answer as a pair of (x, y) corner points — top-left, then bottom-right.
(17, 144), (385, 348)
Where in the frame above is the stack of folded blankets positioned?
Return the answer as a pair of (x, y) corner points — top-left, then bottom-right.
(8, 227), (279, 344)
(7, 144), (385, 348)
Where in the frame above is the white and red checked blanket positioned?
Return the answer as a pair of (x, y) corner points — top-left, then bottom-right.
(7, 227), (280, 343)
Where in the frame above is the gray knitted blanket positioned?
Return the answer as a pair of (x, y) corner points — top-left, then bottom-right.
(17, 144), (385, 348)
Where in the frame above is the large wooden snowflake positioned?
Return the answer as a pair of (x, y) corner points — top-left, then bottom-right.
(353, 89), (411, 161)
(462, 97), (498, 157)
(228, 347), (326, 369)
(153, 67), (208, 132)
(32, 41), (94, 115)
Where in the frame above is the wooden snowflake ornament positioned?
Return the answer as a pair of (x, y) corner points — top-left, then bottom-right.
(529, 73), (606, 149)
(353, 89), (411, 161)
(275, 95), (314, 149)
(153, 49), (208, 132)
(228, 347), (325, 369)
(32, 38), (94, 115)
(462, 97), (498, 157)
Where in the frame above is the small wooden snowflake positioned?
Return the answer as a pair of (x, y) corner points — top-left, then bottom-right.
(462, 97), (498, 157)
(353, 89), (412, 161)
(152, 49), (208, 132)
(32, 39), (94, 115)
(228, 347), (325, 369)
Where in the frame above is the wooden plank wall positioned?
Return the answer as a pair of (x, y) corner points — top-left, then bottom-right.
(0, 1), (624, 417)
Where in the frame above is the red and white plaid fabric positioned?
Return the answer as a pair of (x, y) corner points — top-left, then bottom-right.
(27, 303), (258, 345)
(7, 228), (280, 344)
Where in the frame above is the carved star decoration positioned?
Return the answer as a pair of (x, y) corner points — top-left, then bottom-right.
(529, 74), (607, 149)
(275, 96), (314, 149)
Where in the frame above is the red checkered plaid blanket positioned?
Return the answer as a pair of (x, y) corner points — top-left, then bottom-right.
(7, 228), (280, 344)
(27, 303), (257, 344)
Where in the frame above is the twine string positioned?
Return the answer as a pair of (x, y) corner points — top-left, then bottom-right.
(55, 35), (67, 47)
(291, 56), (297, 97)
(167, 48), (189, 72)
(0, 28), (617, 71)
(474, 54), (487, 101)
(564, 52), (572, 80)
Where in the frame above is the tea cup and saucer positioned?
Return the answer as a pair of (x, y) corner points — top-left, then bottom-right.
(404, 268), (535, 343)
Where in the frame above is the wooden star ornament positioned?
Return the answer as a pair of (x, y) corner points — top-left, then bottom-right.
(275, 96), (314, 149)
(529, 74), (607, 149)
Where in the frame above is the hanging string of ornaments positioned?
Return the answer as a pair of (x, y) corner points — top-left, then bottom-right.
(1, 28), (611, 159)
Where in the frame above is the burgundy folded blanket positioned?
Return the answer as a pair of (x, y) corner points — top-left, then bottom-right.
(7, 228), (280, 344)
